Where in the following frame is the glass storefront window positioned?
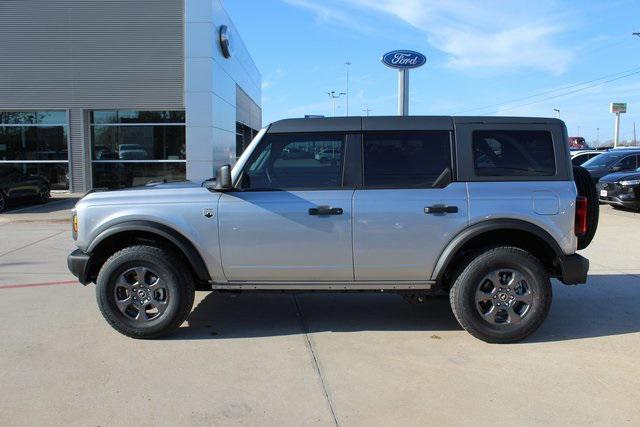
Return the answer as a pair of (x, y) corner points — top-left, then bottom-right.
(91, 125), (185, 160)
(92, 162), (186, 189)
(2, 163), (70, 191)
(0, 110), (69, 190)
(91, 110), (186, 189)
(91, 110), (185, 124)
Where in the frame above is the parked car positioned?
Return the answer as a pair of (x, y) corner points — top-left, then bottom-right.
(118, 144), (148, 160)
(314, 148), (339, 162)
(570, 150), (602, 166)
(68, 116), (597, 343)
(598, 166), (640, 210)
(0, 165), (50, 212)
(569, 136), (588, 149)
(581, 148), (640, 182)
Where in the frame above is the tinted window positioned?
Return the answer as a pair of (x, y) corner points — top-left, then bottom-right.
(363, 132), (451, 188)
(615, 155), (638, 171)
(582, 152), (624, 169)
(473, 130), (555, 176)
(239, 133), (345, 190)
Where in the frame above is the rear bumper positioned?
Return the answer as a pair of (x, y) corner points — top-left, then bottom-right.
(67, 249), (91, 285)
(556, 254), (589, 285)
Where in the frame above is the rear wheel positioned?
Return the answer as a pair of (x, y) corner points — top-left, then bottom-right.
(450, 247), (552, 343)
(96, 245), (195, 339)
(573, 166), (598, 249)
(0, 192), (6, 212)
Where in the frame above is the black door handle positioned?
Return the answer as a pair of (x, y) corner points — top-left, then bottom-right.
(424, 205), (458, 214)
(309, 206), (343, 216)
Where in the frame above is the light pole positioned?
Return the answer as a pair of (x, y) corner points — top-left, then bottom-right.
(327, 91), (346, 117)
(362, 108), (372, 116)
(596, 127), (600, 144)
(344, 62), (351, 116)
(553, 108), (560, 118)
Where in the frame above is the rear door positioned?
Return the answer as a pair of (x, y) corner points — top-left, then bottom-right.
(218, 132), (356, 282)
(352, 130), (469, 281)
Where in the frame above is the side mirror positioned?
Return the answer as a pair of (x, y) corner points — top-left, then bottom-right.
(214, 164), (232, 191)
(610, 165), (623, 172)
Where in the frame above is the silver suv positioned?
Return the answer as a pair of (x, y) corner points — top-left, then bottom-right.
(68, 116), (596, 343)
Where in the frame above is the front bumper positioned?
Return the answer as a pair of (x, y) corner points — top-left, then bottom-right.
(67, 249), (91, 285)
(598, 182), (640, 209)
(556, 254), (589, 285)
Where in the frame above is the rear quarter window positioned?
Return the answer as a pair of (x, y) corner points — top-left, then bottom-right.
(472, 130), (556, 177)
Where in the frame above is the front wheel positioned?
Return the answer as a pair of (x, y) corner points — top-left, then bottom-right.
(449, 247), (552, 343)
(96, 245), (195, 339)
(38, 184), (50, 204)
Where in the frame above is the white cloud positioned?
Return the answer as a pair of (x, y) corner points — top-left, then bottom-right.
(284, 0), (573, 74)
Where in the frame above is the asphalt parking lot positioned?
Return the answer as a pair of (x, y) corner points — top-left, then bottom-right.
(1, 200), (639, 426)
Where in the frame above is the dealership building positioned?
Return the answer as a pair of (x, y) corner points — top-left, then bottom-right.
(0, 0), (261, 192)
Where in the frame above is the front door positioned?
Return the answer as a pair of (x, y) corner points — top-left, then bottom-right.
(218, 133), (354, 282)
(353, 131), (469, 281)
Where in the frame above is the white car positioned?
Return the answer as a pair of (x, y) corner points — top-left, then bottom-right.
(570, 150), (602, 166)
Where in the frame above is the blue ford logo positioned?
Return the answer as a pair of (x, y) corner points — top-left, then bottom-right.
(381, 50), (426, 69)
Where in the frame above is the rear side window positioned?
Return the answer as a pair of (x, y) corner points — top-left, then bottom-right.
(363, 131), (452, 188)
(473, 130), (555, 176)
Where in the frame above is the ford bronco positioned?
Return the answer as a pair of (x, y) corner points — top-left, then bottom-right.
(68, 116), (597, 343)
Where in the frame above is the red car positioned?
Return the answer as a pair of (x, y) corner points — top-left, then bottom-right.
(569, 137), (588, 149)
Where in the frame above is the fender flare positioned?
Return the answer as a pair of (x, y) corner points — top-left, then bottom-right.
(430, 219), (564, 282)
(88, 220), (211, 282)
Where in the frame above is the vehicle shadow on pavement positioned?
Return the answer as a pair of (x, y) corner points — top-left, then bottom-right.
(526, 274), (640, 343)
(172, 292), (462, 340)
(170, 274), (640, 342)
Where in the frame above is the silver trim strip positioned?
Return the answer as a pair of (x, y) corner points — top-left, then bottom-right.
(212, 281), (434, 291)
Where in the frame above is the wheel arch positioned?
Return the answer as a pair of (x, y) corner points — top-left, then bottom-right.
(86, 220), (210, 285)
(431, 219), (564, 286)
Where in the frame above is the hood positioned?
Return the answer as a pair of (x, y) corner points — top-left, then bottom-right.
(600, 171), (640, 183)
(78, 180), (213, 206)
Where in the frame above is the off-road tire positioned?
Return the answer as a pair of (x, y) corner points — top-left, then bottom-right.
(96, 245), (195, 339)
(573, 165), (598, 249)
(450, 247), (552, 343)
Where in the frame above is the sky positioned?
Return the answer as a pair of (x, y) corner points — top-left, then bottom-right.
(225, 0), (640, 144)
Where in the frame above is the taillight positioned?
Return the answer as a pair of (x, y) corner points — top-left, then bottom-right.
(575, 196), (587, 236)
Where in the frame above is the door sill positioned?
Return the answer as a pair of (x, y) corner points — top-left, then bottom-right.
(212, 281), (434, 291)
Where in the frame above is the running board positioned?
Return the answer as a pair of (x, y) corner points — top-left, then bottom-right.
(211, 281), (434, 291)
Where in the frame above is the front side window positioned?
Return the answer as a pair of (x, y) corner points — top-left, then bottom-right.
(363, 131), (452, 188)
(473, 130), (556, 177)
(238, 133), (345, 190)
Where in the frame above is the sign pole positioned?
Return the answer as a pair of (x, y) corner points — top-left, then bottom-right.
(614, 112), (620, 148)
(381, 50), (425, 117)
(398, 69), (409, 116)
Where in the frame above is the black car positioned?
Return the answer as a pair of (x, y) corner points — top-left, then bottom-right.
(0, 165), (50, 212)
(581, 148), (640, 182)
(598, 166), (640, 210)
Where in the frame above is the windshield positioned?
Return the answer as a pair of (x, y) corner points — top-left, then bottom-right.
(582, 152), (624, 169)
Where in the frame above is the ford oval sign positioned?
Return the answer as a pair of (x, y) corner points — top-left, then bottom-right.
(381, 50), (426, 69)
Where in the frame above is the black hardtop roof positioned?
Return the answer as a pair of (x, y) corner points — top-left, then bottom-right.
(267, 116), (564, 133)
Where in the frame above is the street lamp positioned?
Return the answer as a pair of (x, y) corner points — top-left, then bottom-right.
(553, 108), (560, 118)
(344, 62), (351, 116)
(327, 91), (346, 117)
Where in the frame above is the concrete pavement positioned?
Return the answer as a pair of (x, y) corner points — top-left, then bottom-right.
(0, 203), (639, 426)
